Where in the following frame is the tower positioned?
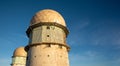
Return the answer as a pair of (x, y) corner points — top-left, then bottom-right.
(11, 47), (27, 66)
(25, 9), (70, 66)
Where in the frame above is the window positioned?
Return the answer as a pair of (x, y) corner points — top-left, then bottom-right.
(47, 44), (51, 47)
(47, 55), (50, 57)
(27, 56), (28, 60)
(47, 35), (49, 37)
(46, 26), (50, 29)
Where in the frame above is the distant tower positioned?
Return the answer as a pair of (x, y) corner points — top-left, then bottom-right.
(11, 47), (27, 66)
(25, 9), (70, 66)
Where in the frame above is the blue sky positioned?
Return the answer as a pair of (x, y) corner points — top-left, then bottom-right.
(0, 0), (120, 66)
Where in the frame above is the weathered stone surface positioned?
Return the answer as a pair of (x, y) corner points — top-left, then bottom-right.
(30, 9), (66, 26)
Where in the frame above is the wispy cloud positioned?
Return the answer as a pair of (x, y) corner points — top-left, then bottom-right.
(75, 18), (90, 30)
(69, 50), (108, 66)
(0, 32), (28, 46)
(67, 18), (90, 46)
(0, 58), (11, 66)
(0, 32), (28, 66)
(78, 21), (90, 30)
(69, 49), (120, 66)
(85, 24), (120, 48)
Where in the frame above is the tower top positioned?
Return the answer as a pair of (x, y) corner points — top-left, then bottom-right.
(13, 47), (27, 57)
(30, 9), (66, 26)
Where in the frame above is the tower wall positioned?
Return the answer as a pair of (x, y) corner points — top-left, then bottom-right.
(11, 56), (26, 66)
(26, 25), (69, 66)
(29, 25), (66, 44)
(27, 44), (69, 66)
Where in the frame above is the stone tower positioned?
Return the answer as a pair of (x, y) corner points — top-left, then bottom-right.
(25, 9), (70, 66)
(11, 47), (27, 66)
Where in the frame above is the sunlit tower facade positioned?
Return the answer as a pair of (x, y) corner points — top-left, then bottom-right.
(11, 47), (27, 66)
(25, 9), (70, 66)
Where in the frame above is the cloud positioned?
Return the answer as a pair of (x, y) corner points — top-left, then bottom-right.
(112, 53), (120, 63)
(78, 21), (89, 30)
(115, 58), (120, 63)
(69, 50), (108, 66)
(75, 18), (90, 30)
(85, 25), (120, 47)
(69, 49), (120, 66)
(0, 32), (28, 46)
(0, 32), (28, 66)
(67, 19), (90, 46)
(0, 58), (11, 66)
(70, 50), (102, 61)
(84, 51), (98, 57)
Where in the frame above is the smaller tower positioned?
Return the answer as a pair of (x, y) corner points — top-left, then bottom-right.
(11, 47), (27, 66)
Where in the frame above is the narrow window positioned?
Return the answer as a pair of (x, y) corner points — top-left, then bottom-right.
(46, 26), (50, 29)
(27, 56), (28, 60)
(48, 55), (50, 57)
(47, 35), (49, 37)
(47, 44), (51, 47)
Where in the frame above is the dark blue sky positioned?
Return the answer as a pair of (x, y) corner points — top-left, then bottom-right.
(0, 0), (120, 66)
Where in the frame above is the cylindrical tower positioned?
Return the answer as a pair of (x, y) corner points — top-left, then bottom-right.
(25, 9), (70, 66)
(11, 47), (27, 66)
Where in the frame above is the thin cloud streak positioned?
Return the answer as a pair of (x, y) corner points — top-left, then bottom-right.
(69, 50), (109, 66)
(0, 58), (11, 66)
